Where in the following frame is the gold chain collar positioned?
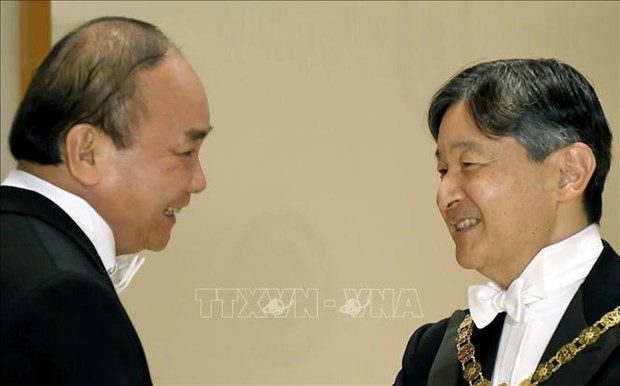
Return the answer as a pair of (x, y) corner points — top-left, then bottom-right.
(455, 306), (620, 386)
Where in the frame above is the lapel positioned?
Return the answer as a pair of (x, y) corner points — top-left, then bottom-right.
(0, 186), (108, 276)
(428, 311), (505, 386)
(538, 242), (620, 386)
(428, 310), (466, 386)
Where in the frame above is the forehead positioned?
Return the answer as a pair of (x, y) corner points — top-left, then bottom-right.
(435, 101), (489, 158)
(133, 52), (210, 140)
(137, 52), (208, 109)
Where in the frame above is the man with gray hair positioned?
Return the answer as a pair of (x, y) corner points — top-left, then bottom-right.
(393, 59), (618, 385)
(1, 17), (212, 385)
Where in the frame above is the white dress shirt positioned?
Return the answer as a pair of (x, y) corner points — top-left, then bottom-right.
(2, 170), (144, 293)
(477, 224), (603, 385)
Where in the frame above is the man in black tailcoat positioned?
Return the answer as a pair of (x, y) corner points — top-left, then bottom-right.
(394, 59), (619, 386)
(1, 16), (212, 385)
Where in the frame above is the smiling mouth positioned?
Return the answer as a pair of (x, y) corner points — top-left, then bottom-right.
(454, 218), (480, 232)
(164, 207), (181, 218)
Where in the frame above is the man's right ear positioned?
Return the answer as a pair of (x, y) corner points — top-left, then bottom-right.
(63, 124), (102, 186)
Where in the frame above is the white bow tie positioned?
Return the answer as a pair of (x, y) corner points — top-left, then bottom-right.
(467, 278), (542, 328)
(108, 254), (145, 293)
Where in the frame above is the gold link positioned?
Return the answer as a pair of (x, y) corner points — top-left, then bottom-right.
(456, 329), (469, 345)
(463, 361), (481, 382)
(532, 362), (553, 383)
(578, 326), (601, 345)
(473, 379), (491, 386)
(555, 342), (577, 364)
(457, 342), (475, 362)
(601, 307), (620, 327)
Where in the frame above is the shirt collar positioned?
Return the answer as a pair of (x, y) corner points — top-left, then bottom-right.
(517, 223), (603, 298)
(2, 170), (119, 275)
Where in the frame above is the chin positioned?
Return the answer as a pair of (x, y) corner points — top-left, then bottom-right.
(141, 227), (172, 252)
(454, 252), (485, 271)
(148, 242), (169, 252)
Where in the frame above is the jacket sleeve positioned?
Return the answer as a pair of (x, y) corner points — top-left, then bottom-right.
(2, 272), (151, 386)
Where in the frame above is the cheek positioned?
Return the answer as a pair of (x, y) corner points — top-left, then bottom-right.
(468, 171), (506, 206)
(100, 151), (142, 188)
(489, 171), (552, 232)
(469, 171), (529, 224)
(99, 168), (135, 200)
(127, 157), (174, 189)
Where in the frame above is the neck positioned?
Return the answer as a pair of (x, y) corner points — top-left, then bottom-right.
(485, 217), (591, 289)
(17, 161), (84, 198)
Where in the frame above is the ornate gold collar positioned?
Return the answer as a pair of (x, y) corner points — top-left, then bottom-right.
(455, 306), (620, 386)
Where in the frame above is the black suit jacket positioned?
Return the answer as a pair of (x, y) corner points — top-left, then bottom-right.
(393, 241), (620, 386)
(1, 186), (152, 385)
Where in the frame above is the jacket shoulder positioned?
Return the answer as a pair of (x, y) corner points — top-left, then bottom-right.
(394, 311), (463, 386)
(1, 212), (111, 312)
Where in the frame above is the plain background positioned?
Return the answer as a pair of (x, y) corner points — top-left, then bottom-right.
(1, 2), (618, 385)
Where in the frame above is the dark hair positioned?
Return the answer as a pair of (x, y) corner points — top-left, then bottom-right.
(428, 58), (612, 224)
(9, 16), (175, 164)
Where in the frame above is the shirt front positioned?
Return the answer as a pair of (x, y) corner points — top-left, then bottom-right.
(2, 169), (143, 293)
(487, 224), (603, 385)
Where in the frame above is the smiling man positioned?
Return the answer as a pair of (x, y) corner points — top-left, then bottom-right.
(1, 17), (211, 385)
(393, 59), (619, 386)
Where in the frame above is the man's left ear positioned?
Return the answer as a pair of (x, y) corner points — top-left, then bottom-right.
(556, 142), (596, 202)
(64, 124), (110, 187)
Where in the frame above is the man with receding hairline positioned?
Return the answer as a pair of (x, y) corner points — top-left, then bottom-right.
(393, 59), (619, 386)
(1, 17), (211, 385)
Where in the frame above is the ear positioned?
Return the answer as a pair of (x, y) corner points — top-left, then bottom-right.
(63, 124), (102, 186)
(556, 142), (596, 202)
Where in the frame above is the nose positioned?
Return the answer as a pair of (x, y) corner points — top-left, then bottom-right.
(436, 171), (463, 212)
(189, 161), (207, 194)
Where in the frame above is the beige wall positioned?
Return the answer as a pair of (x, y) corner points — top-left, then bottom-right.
(1, 1), (618, 385)
(1, 1), (19, 178)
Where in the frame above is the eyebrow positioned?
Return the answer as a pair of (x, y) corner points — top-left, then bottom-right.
(434, 140), (485, 160)
(185, 125), (214, 141)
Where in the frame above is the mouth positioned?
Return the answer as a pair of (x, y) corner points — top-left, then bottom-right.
(452, 218), (481, 233)
(163, 207), (181, 218)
